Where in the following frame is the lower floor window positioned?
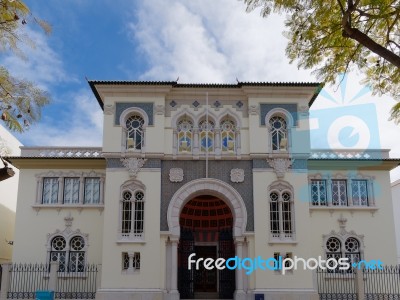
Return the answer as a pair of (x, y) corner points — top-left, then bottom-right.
(49, 235), (86, 272)
(326, 236), (361, 272)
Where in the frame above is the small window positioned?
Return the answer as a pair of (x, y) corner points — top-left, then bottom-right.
(84, 178), (100, 204)
(122, 252), (140, 271)
(42, 178), (59, 204)
(64, 178), (80, 204)
(311, 180), (327, 206)
(269, 192), (280, 237)
(50, 236), (67, 272)
(69, 236), (85, 272)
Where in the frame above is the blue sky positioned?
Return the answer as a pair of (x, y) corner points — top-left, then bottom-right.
(1, 0), (399, 180)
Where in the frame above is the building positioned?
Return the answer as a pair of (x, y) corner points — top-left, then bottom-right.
(392, 179), (400, 263)
(6, 81), (400, 300)
(0, 125), (22, 264)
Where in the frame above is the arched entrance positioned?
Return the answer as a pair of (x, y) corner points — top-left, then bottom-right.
(178, 196), (235, 299)
(166, 178), (248, 300)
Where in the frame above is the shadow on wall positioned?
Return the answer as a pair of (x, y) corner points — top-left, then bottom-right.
(0, 203), (15, 264)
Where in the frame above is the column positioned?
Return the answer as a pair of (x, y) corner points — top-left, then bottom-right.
(0, 263), (11, 300)
(169, 237), (180, 300)
(58, 177), (64, 204)
(193, 127), (199, 158)
(141, 128), (146, 154)
(99, 177), (105, 205)
(215, 128), (221, 157)
(172, 129), (178, 157)
(327, 177), (332, 207)
(79, 176), (85, 205)
(234, 238), (245, 300)
(36, 178), (42, 204)
(236, 128), (241, 157)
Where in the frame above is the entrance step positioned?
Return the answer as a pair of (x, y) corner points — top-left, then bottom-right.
(194, 292), (219, 299)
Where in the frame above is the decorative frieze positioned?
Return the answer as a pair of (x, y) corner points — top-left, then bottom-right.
(169, 168), (184, 182)
(230, 168), (244, 183)
(155, 105), (165, 115)
(267, 158), (293, 178)
(248, 105), (259, 115)
(103, 104), (115, 115)
(121, 158), (147, 178)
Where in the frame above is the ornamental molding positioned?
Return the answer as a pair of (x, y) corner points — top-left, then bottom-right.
(64, 212), (74, 228)
(35, 170), (104, 179)
(121, 158), (147, 178)
(268, 180), (293, 192)
(155, 105), (165, 115)
(248, 105), (259, 115)
(267, 158), (293, 178)
(121, 179), (146, 192)
(230, 168), (244, 183)
(104, 104), (115, 115)
(169, 168), (184, 182)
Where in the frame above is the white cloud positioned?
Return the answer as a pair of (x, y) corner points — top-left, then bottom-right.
(18, 90), (103, 147)
(129, 0), (313, 83)
(0, 27), (73, 90)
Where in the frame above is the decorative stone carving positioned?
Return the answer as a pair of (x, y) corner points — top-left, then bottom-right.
(267, 158), (293, 178)
(169, 168), (184, 182)
(104, 104), (115, 115)
(230, 168), (244, 183)
(248, 105), (259, 115)
(155, 104), (165, 115)
(121, 158), (147, 178)
(64, 212), (74, 228)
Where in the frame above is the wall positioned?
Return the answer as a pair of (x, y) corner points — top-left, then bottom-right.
(0, 125), (22, 263)
(392, 179), (400, 263)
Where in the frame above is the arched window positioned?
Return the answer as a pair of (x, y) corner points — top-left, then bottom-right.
(126, 115), (144, 150)
(199, 119), (215, 152)
(269, 115), (287, 151)
(177, 117), (193, 152)
(121, 190), (145, 239)
(50, 236), (67, 272)
(269, 188), (294, 240)
(220, 119), (236, 152)
(69, 236), (85, 272)
(325, 236), (362, 272)
(49, 235), (86, 272)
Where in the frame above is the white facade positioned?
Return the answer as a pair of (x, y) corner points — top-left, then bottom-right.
(392, 179), (400, 263)
(0, 125), (22, 263)
(7, 82), (400, 300)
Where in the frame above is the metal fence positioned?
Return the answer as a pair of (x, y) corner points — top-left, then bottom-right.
(317, 266), (400, 300)
(364, 266), (400, 300)
(7, 264), (49, 299)
(2, 263), (99, 300)
(55, 265), (98, 299)
(316, 268), (357, 300)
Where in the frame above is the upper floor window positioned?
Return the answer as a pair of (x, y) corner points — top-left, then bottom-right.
(268, 181), (295, 241)
(199, 119), (214, 152)
(269, 116), (287, 151)
(177, 117), (193, 153)
(220, 119), (236, 152)
(37, 171), (104, 206)
(84, 178), (101, 204)
(121, 190), (145, 240)
(42, 178), (59, 204)
(126, 115), (144, 150)
(310, 177), (372, 207)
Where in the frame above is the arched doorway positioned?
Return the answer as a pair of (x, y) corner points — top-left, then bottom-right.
(178, 195), (235, 299)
